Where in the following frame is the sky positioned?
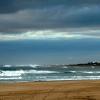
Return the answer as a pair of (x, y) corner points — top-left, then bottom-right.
(0, 0), (100, 65)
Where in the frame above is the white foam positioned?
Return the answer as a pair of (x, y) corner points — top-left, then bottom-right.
(0, 77), (22, 80)
(29, 64), (39, 68)
(63, 66), (68, 68)
(79, 71), (100, 74)
(2, 64), (39, 68)
(38, 76), (100, 81)
(25, 70), (59, 74)
(70, 71), (76, 73)
(69, 71), (100, 74)
(3, 65), (12, 67)
(0, 70), (24, 77)
(0, 70), (59, 77)
(70, 76), (100, 80)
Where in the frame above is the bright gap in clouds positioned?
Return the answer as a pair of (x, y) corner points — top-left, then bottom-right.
(0, 29), (100, 41)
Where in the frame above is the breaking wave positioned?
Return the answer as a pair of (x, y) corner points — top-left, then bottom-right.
(0, 64), (39, 71)
(0, 64), (100, 82)
(0, 70), (59, 77)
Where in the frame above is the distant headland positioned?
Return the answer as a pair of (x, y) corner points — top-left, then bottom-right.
(0, 61), (100, 67)
(69, 61), (100, 66)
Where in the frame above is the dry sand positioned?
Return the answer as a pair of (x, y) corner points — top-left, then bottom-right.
(0, 80), (100, 100)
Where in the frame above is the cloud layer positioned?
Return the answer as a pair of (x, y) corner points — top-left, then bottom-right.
(0, 0), (100, 40)
(0, 29), (100, 41)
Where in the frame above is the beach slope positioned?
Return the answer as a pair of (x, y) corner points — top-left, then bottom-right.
(0, 80), (100, 100)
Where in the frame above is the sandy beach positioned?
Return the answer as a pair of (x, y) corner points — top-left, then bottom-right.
(0, 80), (99, 100)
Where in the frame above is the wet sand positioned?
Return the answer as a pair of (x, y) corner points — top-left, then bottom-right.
(0, 80), (100, 100)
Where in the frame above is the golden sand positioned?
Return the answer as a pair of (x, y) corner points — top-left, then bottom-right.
(0, 80), (100, 100)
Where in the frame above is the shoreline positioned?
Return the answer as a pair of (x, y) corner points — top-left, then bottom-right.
(0, 80), (100, 100)
(0, 78), (100, 83)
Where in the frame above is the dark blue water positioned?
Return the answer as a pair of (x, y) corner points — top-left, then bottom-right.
(0, 38), (100, 65)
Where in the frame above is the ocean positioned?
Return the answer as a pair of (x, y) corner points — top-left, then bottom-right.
(0, 64), (100, 82)
(0, 39), (100, 65)
(0, 39), (100, 82)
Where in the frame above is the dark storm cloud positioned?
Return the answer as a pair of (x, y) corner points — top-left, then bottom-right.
(0, 0), (100, 33)
(0, 0), (100, 13)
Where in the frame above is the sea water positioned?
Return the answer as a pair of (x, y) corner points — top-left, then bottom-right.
(0, 36), (100, 82)
(0, 64), (100, 82)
